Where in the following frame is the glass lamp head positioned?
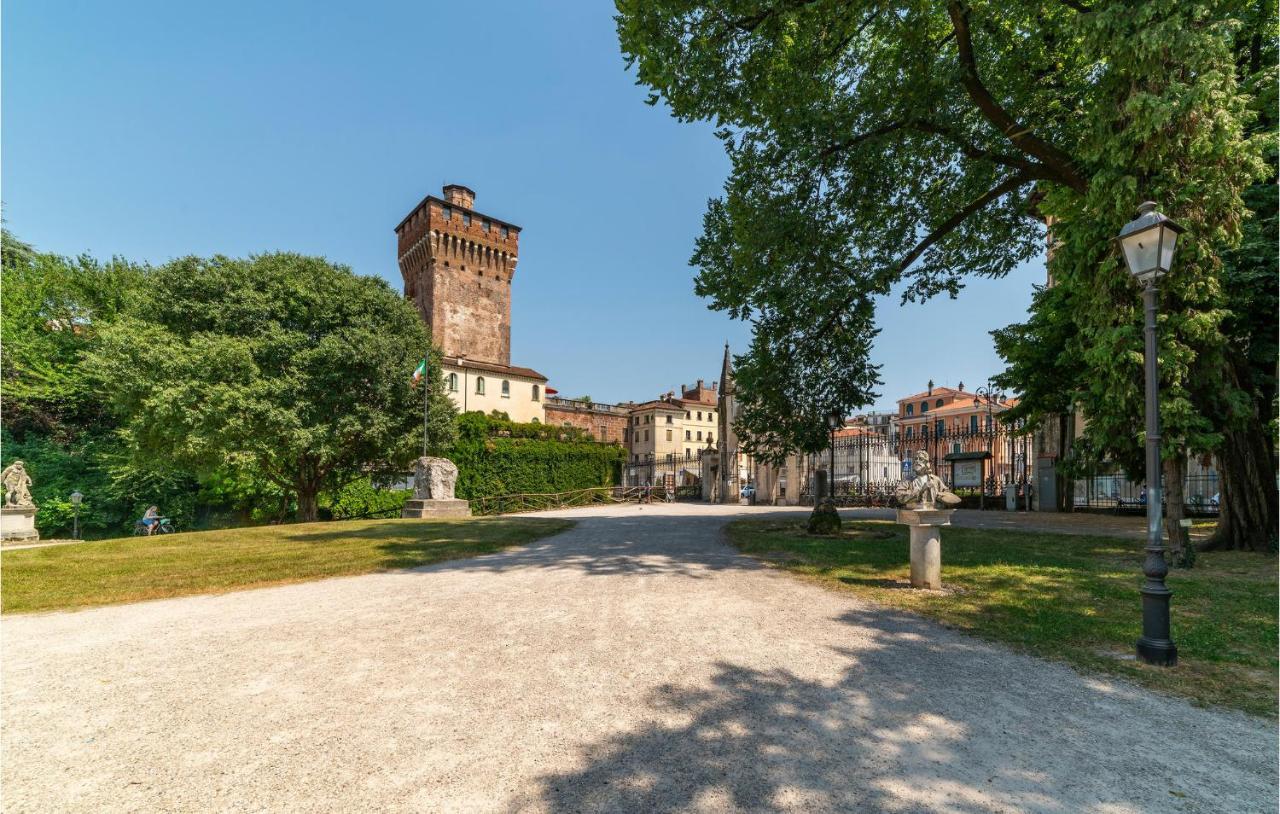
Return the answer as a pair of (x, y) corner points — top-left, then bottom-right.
(1118, 201), (1185, 283)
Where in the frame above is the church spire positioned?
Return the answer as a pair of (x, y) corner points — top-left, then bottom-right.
(720, 342), (735, 395)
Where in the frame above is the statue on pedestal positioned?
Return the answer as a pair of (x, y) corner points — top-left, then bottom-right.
(896, 450), (961, 510)
(1, 461), (40, 542)
(402, 456), (470, 519)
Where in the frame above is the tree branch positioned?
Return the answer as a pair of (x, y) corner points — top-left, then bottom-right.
(1058, 0), (1093, 11)
(807, 171), (1034, 341)
(947, 2), (1088, 194)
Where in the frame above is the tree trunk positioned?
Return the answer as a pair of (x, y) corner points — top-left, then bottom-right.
(1201, 417), (1277, 551)
(296, 484), (319, 522)
(1053, 412), (1074, 512)
(1163, 455), (1194, 567)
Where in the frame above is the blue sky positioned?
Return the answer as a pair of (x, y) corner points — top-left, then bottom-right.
(3, 0), (1042, 411)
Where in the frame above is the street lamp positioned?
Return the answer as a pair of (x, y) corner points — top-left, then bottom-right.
(69, 490), (83, 540)
(1118, 200), (1184, 667)
(826, 409), (843, 502)
(973, 383), (1004, 508)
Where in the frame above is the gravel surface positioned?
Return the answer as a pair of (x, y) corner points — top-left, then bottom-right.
(2, 503), (1274, 813)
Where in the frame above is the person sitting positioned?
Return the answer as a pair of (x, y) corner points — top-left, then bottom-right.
(141, 505), (161, 535)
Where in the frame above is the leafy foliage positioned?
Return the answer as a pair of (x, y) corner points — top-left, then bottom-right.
(87, 253), (456, 521)
(617, 0), (1275, 545)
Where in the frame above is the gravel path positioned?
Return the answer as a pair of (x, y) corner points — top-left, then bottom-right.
(2, 503), (1274, 813)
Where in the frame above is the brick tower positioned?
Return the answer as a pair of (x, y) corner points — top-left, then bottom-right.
(395, 184), (521, 365)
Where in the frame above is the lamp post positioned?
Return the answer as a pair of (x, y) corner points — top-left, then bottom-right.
(972, 383), (1004, 508)
(1118, 200), (1185, 667)
(826, 409), (843, 503)
(69, 490), (83, 540)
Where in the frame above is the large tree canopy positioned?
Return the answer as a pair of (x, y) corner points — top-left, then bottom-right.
(89, 253), (456, 521)
(617, 0), (1275, 545)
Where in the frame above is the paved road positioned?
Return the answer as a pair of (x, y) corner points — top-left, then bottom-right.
(2, 504), (1273, 813)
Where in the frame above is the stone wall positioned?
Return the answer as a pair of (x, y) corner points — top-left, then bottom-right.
(544, 399), (629, 445)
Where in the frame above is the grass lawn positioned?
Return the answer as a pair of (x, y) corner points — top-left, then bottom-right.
(728, 518), (1278, 717)
(2, 516), (573, 614)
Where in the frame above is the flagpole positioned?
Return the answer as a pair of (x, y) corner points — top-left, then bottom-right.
(422, 361), (430, 459)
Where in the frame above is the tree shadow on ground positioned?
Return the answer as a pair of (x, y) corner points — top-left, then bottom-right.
(378, 514), (776, 579)
(512, 607), (1276, 814)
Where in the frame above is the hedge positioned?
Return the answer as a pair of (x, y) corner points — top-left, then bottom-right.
(449, 413), (625, 500)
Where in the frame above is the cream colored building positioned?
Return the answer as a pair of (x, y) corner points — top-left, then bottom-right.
(624, 380), (720, 463)
(441, 355), (547, 424)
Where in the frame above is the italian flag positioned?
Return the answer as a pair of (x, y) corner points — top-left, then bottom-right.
(411, 359), (427, 384)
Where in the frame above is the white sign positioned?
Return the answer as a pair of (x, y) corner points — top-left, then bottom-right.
(953, 460), (983, 488)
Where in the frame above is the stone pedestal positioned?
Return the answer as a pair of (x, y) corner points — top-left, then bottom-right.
(896, 508), (954, 589)
(1, 506), (39, 542)
(402, 456), (470, 519)
(401, 498), (471, 519)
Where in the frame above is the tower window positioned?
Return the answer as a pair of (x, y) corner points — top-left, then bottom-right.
(443, 206), (453, 220)
(501, 225), (510, 238)
(475, 376), (485, 395)
(482, 219), (491, 233)
(463, 213), (472, 227)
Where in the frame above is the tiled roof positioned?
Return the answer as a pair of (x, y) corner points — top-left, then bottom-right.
(442, 356), (547, 381)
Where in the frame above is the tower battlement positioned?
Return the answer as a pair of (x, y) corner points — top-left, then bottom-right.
(395, 185), (522, 366)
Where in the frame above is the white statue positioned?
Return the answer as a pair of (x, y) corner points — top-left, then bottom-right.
(896, 450), (960, 510)
(1, 461), (35, 508)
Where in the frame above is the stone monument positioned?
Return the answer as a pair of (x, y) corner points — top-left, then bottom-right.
(401, 457), (471, 519)
(895, 450), (960, 589)
(1, 461), (40, 542)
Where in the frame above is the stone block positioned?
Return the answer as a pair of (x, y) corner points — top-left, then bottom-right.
(401, 499), (472, 519)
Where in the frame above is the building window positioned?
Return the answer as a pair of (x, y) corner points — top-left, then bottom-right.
(645, 415), (650, 423)
(644, 430), (649, 441)
(666, 429), (672, 441)
(969, 415), (978, 433)
(696, 431), (702, 440)
(710, 412), (715, 421)
(936, 398), (944, 408)
(685, 411), (690, 419)
(686, 447), (691, 457)
(708, 433), (714, 443)
(920, 400), (929, 413)
(532, 384), (540, 401)
(685, 430), (691, 440)
(463, 212), (472, 227)
(448, 372), (458, 392)
(531, 417), (540, 424)
(666, 415), (673, 424)
(697, 411), (702, 421)
(475, 376), (485, 395)
(443, 206), (453, 220)
(501, 380), (510, 398)
(906, 426), (914, 439)
(482, 219), (491, 233)
(935, 419), (945, 436)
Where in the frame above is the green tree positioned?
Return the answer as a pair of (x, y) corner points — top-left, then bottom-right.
(89, 253), (456, 521)
(617, 0), (1275, 546)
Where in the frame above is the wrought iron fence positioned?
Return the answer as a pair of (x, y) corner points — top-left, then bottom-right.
(797, 422), (1035, 507)
(620, 450), (706, 498)
(791, 421), (1219, 514)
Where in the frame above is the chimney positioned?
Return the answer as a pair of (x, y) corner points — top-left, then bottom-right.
(443, 184), (476, 209)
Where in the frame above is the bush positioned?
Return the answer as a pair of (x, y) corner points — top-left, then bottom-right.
(321, 478), (409, 520)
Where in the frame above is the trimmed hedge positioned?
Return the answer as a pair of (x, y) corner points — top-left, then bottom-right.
(449, 413), (625, 500)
